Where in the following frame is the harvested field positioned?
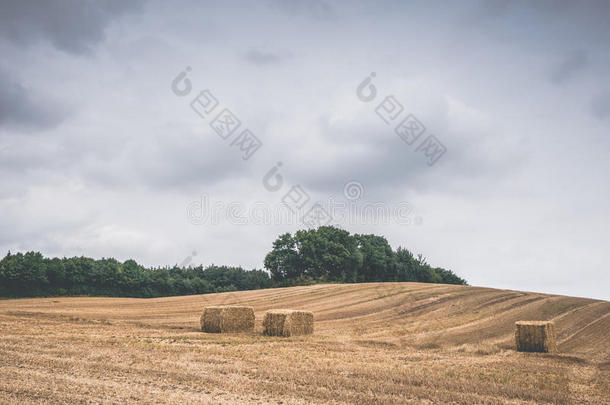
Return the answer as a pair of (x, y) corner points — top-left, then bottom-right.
(0, 282), (608, 404)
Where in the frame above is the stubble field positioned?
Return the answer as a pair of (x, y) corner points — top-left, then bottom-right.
(1, 283), (609, 404)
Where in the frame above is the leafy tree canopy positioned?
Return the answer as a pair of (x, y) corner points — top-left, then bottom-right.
(264, 226), (467, 286)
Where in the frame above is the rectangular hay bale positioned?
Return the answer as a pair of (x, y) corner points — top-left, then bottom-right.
(200, 306), (254, 333)
(515, 321), (557, 353)
(263, 309), (314, 337)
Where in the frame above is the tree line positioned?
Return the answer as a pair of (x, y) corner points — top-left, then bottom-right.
(0, 226), (466, 298)
(0, 253), (271, 298)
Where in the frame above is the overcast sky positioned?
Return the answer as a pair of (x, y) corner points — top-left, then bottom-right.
(1, 0), (609, 300)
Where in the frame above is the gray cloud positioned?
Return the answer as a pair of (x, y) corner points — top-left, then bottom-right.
(0, 0), (145, 129)
(0, 68), (67, 129)
(120, 126), (248, 191)
(279, 106), (516, 203)
(268, 0), (334, 19)
(0, 0), (144, 54)
(0, 0), (609, 300)
(590, 91), (610, 120)
(244, 49), (292, 65)
(550, 50), (588, 84)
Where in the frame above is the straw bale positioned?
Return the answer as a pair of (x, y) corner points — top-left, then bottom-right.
(515, 321), (557, 353)
(263, 309), (313, 337)
(200, 306), (254, 333)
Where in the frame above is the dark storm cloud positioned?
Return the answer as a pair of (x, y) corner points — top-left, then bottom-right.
(0, 0), (145, 54)
(0, 0), (144, 128)
(0, 68), (67, 129)
(550, 50), (588, 84)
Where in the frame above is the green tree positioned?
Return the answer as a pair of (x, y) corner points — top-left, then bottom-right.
(0, 252), (47, 295)
(264, 233), (300, 281)
(395, 247), (417, 282)
(295, 226), (361, 281)
(354, 234), (395, 282)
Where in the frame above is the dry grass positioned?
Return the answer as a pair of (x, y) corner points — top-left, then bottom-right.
(0, 282), (608, 404)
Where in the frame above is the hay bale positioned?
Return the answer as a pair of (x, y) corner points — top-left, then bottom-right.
(515, 321), (557, 353)
(263, 309), (313, 337)
(200, 306), (254, 333)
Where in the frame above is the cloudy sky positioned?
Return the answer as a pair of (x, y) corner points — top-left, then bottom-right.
(1, 0), (609, 300)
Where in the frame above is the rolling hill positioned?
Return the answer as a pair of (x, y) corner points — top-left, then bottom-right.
(1, 283), (608, 404)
